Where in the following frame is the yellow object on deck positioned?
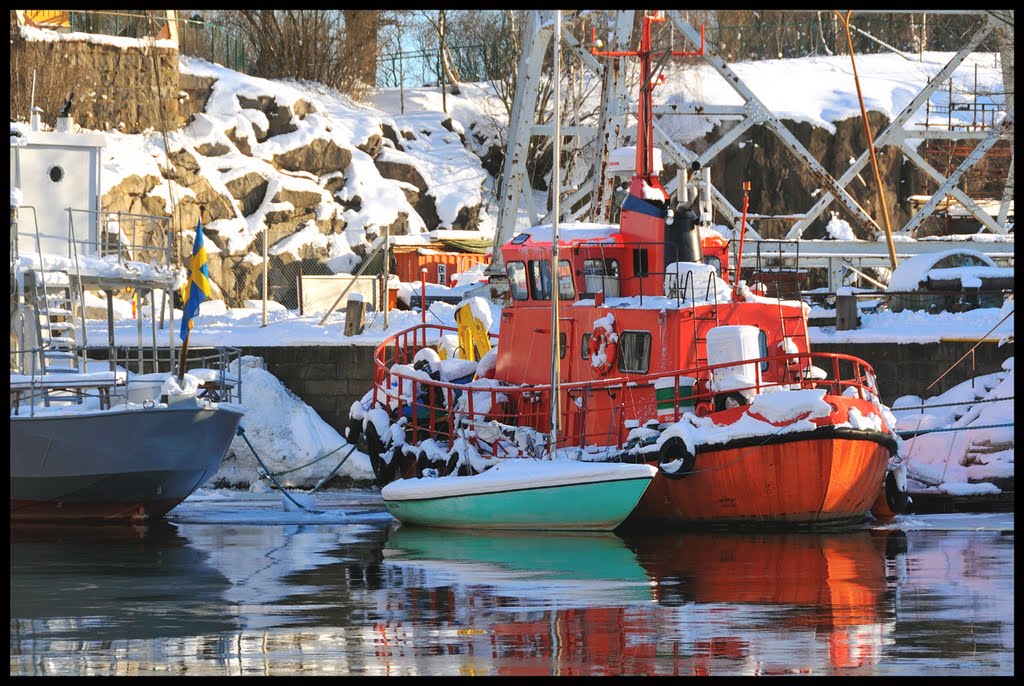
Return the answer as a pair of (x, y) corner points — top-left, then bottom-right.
(453, 303), (492, 361)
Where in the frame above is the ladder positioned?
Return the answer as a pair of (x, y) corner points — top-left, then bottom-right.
(27, 268), (83, 376)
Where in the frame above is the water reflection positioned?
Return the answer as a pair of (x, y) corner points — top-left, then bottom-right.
(10, 521), (239, 675)
(10, 521), (238, 640)
(9, 510), (1014, 676)
(369, 527), (908, 675)
(626, 529), (906, 674)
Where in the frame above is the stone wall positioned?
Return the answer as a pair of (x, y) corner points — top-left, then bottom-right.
(812, 340), (1014, 405)
(9, 24), (182, 134)
(241, 346), (377, 432)
(90, 339), (1013, 436)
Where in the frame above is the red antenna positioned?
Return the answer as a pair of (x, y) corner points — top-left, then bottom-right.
(592, 12), (704, 188)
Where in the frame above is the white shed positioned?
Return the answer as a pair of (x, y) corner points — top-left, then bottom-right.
(10, 114), (105, 258)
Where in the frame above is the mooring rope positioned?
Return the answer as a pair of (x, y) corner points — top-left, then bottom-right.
(896, 422), (1015, 439)
(235, 425), (324, 514)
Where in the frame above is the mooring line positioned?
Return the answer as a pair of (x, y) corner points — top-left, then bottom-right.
(236, 425), (325, 515)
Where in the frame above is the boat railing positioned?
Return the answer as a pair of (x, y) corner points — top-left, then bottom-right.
(370, 323), (885, 455)
(11, 205), (173, 271)
(182, 346), (244, 405)
(10, 345), (243, 416)
(67, 209), (175, 270)
(10, 345), (127, 417)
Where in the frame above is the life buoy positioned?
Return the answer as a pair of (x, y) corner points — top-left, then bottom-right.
(657, 436), (696, 480)
(588, 323), (619, 376)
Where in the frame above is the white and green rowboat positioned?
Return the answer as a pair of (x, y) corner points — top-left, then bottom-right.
(381, 459), (658, 531)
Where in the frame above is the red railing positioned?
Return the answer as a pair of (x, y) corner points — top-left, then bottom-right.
(370, 323), (883, 457)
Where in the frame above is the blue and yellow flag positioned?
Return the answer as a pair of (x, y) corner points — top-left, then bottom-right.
(180, 220), (212, 342)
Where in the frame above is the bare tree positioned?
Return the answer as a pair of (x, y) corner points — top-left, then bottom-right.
(417, 10), (462, 98)
(342, 11), (380, 89)
(217, 10), (379, 98)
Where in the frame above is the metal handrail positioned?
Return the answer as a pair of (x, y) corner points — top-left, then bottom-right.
(369, 322), (887, 454)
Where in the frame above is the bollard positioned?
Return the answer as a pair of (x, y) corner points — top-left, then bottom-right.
(835, 290), (860, 331)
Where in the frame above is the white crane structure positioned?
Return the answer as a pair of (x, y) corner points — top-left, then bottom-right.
(489, 10), (1013, 289)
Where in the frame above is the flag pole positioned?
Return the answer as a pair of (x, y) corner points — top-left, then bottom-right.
(177, 328), (190, 382)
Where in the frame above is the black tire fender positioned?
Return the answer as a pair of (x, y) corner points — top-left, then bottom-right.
(714, 391), (749, 413)
(364, 421), (394, 488)
(884, 469), (909, 515)
(657, 436), (696, 480)
(345, 414), (363, 446)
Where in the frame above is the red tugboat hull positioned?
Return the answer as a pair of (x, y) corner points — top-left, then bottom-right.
(629, 432), (890, 527)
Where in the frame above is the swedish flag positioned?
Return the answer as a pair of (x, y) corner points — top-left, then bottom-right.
(180, 220), (212, 342)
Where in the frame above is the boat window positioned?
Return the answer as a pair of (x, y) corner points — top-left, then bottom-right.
(506, 261), (528, 300)
(557, 259), (576, 299)
(758, 329), (769, 372)
(582, 258), (621, 297)
(559, 332), (567, 359)
(527, 260), (575, 300)
(632, 249), (649, 276)
(581, 332), (591, 359)
(617, 331), (651, 373)
(527, 260), (551, 299)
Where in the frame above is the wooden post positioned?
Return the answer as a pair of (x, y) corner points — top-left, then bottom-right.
(344, 297), (367, 336)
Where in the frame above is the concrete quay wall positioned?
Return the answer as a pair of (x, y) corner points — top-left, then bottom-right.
(245, 339), (1014, 434)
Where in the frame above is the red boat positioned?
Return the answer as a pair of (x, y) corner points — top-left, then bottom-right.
(354, 12), (906, 527)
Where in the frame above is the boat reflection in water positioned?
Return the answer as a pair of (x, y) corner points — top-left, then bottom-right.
(627, 529), (906, 675)
(383, 527), (655, 604)
(10, 521), (239, 648)
(376, 526), (906, 676)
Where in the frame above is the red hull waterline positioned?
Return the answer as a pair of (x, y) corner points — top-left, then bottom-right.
(628, 436), (891, 527)
(9, 498), (184, 523)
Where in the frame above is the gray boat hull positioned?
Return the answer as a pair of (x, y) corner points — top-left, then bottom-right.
(10, 405), (243, 522)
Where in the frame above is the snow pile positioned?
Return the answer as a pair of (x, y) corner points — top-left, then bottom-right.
(214, 356), (374, 488)
(747, 388), (834, 424)
(825, 211), (858, 240)
(892, 357), (1014, 495)
(886, 249), (997, 292)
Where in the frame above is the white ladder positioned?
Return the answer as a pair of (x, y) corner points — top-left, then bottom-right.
(28, 268), (83, 376)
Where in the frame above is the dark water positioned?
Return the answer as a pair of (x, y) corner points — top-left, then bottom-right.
(9, 490), (1014, 676)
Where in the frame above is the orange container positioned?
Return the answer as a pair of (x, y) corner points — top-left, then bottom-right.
(392, 245), (491, 285)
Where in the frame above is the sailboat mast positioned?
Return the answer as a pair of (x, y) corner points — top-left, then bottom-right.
(549, 9), (562, 459)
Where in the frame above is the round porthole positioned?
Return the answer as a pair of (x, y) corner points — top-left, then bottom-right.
(48, 165), (65, 183)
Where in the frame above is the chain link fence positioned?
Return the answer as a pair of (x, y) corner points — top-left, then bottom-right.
(30, 10), (249, 74)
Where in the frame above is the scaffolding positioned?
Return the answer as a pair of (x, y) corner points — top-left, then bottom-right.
(490, 10), (1014, 279)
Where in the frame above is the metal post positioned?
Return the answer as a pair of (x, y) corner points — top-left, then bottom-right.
(420, 267), (427, 324)
(549, 9), (561, 459)
(836, 10), (898, 270)
(382, 224), (390, 329)
(398, 23), (405, 114)
(262, 226), (268, 327)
